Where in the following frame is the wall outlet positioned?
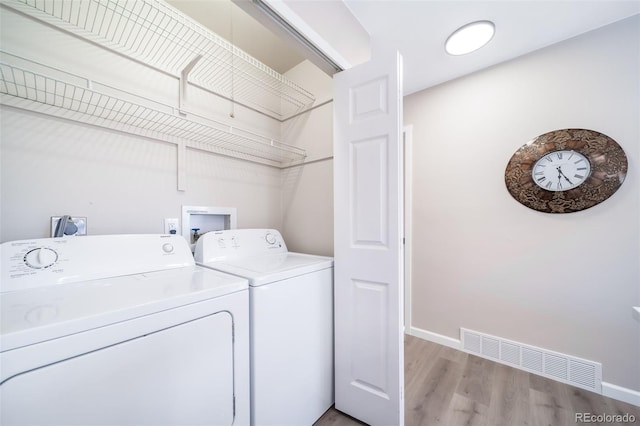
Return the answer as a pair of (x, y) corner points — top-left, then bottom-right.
(164, 218), (179, 234)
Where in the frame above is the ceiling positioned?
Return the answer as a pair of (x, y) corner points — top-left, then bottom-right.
(341, 0), (640, 94)
(168, 0), (640, 95)
(166, 0), (305, 74)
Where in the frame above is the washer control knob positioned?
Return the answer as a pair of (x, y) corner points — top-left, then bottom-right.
(24, 247), (58, 269)
(265, 232), (277, 245)
(162, 243), (174, 253)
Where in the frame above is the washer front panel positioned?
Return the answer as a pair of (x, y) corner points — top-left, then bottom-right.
(249, 268), (334, 425)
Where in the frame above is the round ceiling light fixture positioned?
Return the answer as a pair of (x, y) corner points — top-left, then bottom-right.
(445, 20), (495, 55)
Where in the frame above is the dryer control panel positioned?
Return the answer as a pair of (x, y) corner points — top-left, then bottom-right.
(194, 229), (287, 263)
(1, 235), (194, 292)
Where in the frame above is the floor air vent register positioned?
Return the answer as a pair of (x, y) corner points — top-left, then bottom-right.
(461, 328), (602, 393)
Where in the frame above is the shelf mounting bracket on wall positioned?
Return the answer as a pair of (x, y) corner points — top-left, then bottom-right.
(179, 55), (203, 115)
(177, 141), (187, 192)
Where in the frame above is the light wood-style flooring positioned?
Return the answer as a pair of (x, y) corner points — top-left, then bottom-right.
(314, 334), (640, 426)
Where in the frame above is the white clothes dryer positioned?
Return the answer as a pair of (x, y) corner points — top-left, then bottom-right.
(0, 234), (250, 426)
(194, 229), (334, 426)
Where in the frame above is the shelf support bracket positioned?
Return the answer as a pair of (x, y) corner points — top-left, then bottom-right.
(179, 55), (203, 114)
(177, 141), (187, 192)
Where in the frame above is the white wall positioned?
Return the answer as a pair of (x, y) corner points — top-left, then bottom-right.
(280, 61), (334, 257)
(405, 16), (639, 392)
(0, 109), (282, 241)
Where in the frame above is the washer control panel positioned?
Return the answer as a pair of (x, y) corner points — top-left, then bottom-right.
(195, 229), (287, 263)
(1, 235), (194, 292)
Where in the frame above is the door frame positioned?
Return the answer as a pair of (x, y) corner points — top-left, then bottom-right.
(403, 125), (413, 334)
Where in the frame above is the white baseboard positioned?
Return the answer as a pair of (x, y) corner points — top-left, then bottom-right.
(602, 382), (640, 407)
(407, 326), (640, 408)
(408, 326), (461, 350)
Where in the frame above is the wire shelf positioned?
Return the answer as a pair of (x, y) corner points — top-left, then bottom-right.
(2, 0), (316, 120)
(0, 61), (307, 167)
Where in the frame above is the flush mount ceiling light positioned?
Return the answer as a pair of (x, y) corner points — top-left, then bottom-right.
(445, 21), (495, 55)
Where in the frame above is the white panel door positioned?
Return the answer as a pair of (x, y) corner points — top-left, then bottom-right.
(333, 48), (404, 426)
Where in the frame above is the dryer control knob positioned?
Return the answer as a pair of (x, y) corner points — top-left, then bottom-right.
(24, 247), (58, 269)
(162, 243), (174, 253)
(265, 232), (277, 245)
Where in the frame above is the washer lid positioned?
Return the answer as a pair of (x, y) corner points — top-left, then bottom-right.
(201, 252), (333, 286)
(0, 266), (248, 351)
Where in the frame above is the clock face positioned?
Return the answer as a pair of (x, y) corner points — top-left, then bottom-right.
(531, 150), (591, 191)
(504, 129), (627, 213)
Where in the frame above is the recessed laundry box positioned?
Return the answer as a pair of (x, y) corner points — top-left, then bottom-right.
(182, 206), (237, 251)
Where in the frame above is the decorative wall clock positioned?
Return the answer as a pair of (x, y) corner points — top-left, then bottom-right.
(505, 128), (628, 213)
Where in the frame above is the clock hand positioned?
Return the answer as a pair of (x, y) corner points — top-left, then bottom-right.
(556, 166), (573, 185)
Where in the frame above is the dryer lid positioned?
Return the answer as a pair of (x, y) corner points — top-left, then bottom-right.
(0, 266), (248, 352)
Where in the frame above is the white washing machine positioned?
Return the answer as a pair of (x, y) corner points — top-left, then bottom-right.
(0, 234), (250, 426)
(194, 229), (334, 426)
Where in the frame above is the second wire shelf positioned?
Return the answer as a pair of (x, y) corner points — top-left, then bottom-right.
(0, 59), (307, 168)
